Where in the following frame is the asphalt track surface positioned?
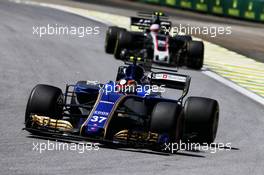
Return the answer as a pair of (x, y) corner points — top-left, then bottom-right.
(0, 1), (264, 175)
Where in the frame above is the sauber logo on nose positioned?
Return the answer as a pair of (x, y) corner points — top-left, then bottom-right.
(94, 111), (109, 116)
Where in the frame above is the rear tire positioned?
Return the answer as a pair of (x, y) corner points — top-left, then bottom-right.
(105, 26), (126, 54)
(25, 84), (63, 128)
(184, 97), (219, 144)
(186, 41), (204, 70)
(150, 102), (182, 143)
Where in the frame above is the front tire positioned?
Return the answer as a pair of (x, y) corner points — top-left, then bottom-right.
(25, 84), (63, 128)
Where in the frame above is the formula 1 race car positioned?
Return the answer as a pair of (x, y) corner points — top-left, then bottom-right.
(24, 54), (219, 152)
(105, 12), (204, 70)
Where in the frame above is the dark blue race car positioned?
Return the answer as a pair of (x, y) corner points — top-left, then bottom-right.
(24, 55), (219, 151)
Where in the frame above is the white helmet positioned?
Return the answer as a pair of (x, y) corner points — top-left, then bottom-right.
(150, 24), (160, 32)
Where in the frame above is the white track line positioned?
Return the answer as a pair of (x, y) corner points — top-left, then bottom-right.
(203, 71), (264, 106)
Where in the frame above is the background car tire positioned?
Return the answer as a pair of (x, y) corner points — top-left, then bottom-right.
(186, 41), (204, 70)
(105, 26), (126, 54)
(114, 30), (132, 60)
(25, 84), (63, 127)
(183, 97), (219, 144)
(170, 35), (192, 67)
(150, 102), (182, 143)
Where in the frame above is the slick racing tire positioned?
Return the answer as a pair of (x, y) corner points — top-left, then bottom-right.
(169, 35), (192, 67)
(105, 26), (126, 54)
(25, 84), (64, 128)
(114, 30), (132, 60)
(186, 41), (204, 70)
(183, 97), (219, 144)
(150, 102), (183, 144)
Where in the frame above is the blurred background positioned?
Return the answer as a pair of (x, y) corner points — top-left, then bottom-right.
(135, 0), (264, 23)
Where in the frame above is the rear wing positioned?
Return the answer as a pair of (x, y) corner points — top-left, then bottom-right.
(150, 72), (191, 98)
(122, 52), (191, 99)
(137, 11), (169, 20)
(130, 12), (171, 33)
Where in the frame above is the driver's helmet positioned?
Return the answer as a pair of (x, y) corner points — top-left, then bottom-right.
(116, 79), (137, 94)
(150, 24), (160, 33)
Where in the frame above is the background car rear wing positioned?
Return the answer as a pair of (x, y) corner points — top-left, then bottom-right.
(130, 11), (171, 33)
(137, 11), (169, 20)
(150, 72), (191, 99)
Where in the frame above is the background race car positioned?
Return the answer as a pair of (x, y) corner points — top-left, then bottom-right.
(105, 12), (204, 70)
